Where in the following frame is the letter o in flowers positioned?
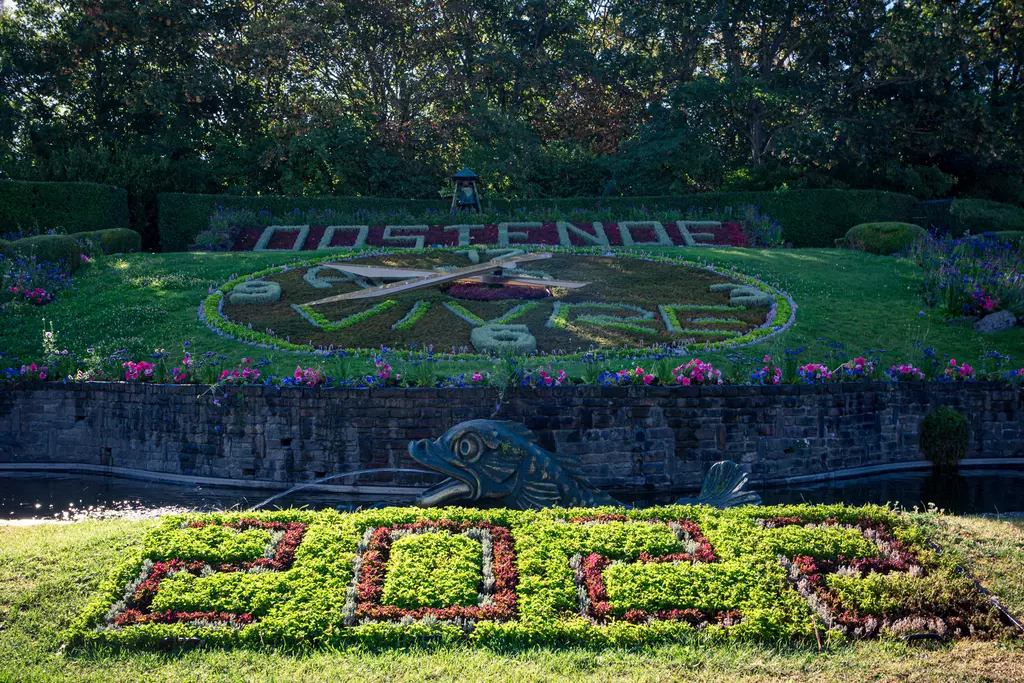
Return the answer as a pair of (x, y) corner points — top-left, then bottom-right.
(470, 324), (537, 354)
(229, 280), (282, 305)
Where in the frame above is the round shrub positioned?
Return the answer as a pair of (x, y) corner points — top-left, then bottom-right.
(920, 407), (969, 470)
(839, 222), (926, 255)
(229, 279), (282, 305)
(4, 234), (82, 271)
(75, 228), (142, 254)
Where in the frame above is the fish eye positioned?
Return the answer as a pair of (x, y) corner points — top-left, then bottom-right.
(455, 433), (482, 462)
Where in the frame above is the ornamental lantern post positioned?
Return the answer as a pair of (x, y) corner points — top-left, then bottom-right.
(450, 168), (483, 213)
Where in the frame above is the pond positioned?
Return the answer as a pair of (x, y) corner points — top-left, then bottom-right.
(2, 467), (1023, 521)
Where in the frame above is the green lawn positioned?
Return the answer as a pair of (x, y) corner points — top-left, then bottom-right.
(3, 247), (1023, 379)
(0, 515), (1021, 682)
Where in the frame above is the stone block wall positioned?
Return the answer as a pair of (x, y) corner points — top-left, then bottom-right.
(0, 382), (1021, 493)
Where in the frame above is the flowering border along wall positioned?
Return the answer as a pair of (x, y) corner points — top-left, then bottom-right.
(198, 246), (797, 361)
(67, 505), (1013, 650)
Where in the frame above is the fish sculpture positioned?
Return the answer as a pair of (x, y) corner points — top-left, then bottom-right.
(409, 419), (760, 509)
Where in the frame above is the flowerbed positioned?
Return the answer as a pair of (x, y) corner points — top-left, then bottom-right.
(67, 505), (1013, 650)
(202, 246), (796, 360)
(226, 221), (751, 252)
(912, 232), (1024, 318)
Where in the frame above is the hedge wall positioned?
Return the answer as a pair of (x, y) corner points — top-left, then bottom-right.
(158, 193), (448, 252)
(158, 189), (917, 251)
(951, 198), (1024, 234)
(0, 180), (130, 235)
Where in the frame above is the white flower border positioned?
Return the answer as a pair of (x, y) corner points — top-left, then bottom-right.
(341, 526), (499, 628)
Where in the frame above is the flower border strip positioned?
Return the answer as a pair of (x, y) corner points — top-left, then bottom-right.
(566, 515), (736, 626)
(442, 300), (540, 327)
(658, 304), (746, 337)
(102, 519), (307, 629)
(392, 300), (430, 331)
(198, 245), (797, 360)
(291, 300), (397, 332)
(546, 301), (656, 332)
(343, 520), (518, 625)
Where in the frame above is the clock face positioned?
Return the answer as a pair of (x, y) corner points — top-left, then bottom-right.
(216, 249), (787, 356)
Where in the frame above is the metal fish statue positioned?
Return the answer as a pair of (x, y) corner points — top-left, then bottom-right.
(409, 420), (760, 510)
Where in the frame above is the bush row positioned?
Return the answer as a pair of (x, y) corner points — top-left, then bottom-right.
(10, 180), (1024, 251)
(0, 180), (129, 236)
(157, 189), (917, 251)
(65, 504), (1008, 650)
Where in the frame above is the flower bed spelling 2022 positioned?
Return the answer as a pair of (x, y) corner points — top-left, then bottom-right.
(201, 219), (794, 359)
(70, 504), (1020, 649)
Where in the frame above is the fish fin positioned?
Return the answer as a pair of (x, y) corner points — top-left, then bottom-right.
(480, 450), (522, 482)
(495, 421), (538, 443)
(550, 450), (585, 475)
(677, 461), (761, 509)
(519, 480), (566, 510)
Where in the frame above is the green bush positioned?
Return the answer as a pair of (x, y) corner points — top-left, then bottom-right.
(838, 222), (926, 255)
(157, 189), (916, 251)
(951, 199), (1024, 234)
(3, 234), (82, 270)
(920, 407), (969, 469)
(75, 228), (142, 254)
(0, 180), (129, 235)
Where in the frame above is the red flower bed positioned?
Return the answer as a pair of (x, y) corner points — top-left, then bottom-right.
(353, 520), (518, 622)
(110, 520), (307, 629)
(446, 282), (551, 301)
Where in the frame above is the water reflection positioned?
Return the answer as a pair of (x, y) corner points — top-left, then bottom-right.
(2, 466), (1024, 520)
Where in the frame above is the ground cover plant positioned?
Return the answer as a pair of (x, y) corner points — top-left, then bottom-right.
(63, 505), (1017, 651)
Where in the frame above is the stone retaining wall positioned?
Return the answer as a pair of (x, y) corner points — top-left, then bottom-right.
(1, 382), (1021, 493)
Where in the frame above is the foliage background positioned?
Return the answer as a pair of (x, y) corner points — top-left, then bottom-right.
(1, 0), (1023, 248)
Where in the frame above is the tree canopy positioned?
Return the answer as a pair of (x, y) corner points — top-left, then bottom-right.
(1, 0), (1022, 207)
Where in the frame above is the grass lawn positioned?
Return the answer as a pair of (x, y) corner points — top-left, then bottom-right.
(2, 247), (1023, 379)
(0, 514), (1021, 682)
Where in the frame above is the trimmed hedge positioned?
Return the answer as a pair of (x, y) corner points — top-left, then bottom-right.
(157, 190), (916, 251)
(951, 199), (1024, 234)
(0, 234), (82, 271)
(837, 222), (926, 255)
(75, 228), (143, 254)
(158, 193), (447, 252)
(0, 180), (129, 235)
(920, 407), (969, 470)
